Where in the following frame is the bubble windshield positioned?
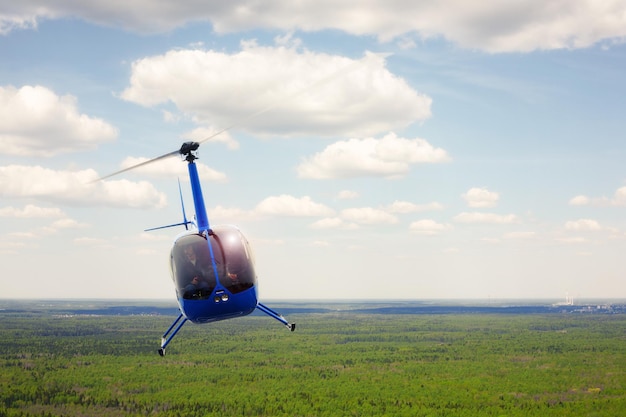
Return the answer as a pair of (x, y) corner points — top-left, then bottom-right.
(170, 226), (257, 300)
(213, 225), (257, 295)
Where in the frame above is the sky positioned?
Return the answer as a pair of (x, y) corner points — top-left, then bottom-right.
(1, 1), (626, 301)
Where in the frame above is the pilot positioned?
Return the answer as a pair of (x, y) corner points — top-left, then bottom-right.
(181, 245), (212, 298)
(224, 251), (252, 293)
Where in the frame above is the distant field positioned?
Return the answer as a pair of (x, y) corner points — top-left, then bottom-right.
(1, 302), (625, 416)
(2, 298), (625, 316)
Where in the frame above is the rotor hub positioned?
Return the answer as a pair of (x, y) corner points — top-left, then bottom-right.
(179, 141), (200, 161)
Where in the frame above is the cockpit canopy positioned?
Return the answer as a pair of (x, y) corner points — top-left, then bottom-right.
(170, 225), (257, 300)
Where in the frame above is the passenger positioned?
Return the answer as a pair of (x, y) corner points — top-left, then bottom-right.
(227, 271), (241, 285)
(224, 255), (253, 293)
(181, 245), (211, 298)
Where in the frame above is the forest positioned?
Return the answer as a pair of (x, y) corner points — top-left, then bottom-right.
(1, 304), (625, 416)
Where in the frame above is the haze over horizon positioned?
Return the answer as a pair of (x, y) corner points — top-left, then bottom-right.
(1, 2), (626, 300)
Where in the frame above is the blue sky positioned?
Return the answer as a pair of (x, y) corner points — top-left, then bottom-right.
(1, 2), (626, 300)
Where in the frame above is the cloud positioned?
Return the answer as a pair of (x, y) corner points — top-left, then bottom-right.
(120, 156), (227, 182)
(310, 217), (343, 229)
(565, 219), (602, 231)
(310, 217), (359, 230)
(453, 212), (518, 224)
(0, 85), (117, 157)
(31, 217), (90, 236)
(614, 186), (626, 205)
(120, 46), (431, 138)
(340, 207), (398, 225)
(49, 218), (88, 230)
(254, 194), (334, 217)
(462, 187), (499, 208)
(42, 217), (89, 233)
(0, 13), (39, 35)
(0, 165), (166, 208)
(569, 186), (626, 207)
(569, 195), (590, 206)
(3, 2), (626, 52)
(0, 204), (64, 218)
(386, 200), (444, 213)
(298, 133), (450, 179)
(409, 219), (452, 235)
(307, 200), (445, 230)
(213, 197), (439, 228)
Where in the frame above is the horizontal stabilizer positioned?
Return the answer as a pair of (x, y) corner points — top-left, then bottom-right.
(144, 221), (193, 232)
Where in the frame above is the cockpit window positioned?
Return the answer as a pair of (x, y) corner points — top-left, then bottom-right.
(212, 225), (257, 294)
(169, 227), (257, 299)
(170, 234), (222, 300)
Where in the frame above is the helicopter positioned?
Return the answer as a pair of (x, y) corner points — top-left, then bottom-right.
(100, 141), (294, 356)
(95, 53), (383, 355)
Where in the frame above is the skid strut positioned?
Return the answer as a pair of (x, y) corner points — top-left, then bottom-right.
(256, 303), (296, 331)
(158, 313), (188, 356)
(158, 305), (294, 355)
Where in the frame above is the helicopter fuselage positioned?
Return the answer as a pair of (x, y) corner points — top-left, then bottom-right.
(147, 143), (294, 356)
(170, 225), (258, 323)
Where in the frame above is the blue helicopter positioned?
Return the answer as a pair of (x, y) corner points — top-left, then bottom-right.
(102, 141), (294, 356)
(96, 54), (382, 354)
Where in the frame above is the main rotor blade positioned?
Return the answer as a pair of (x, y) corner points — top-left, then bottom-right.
(94, 149), (180, 182)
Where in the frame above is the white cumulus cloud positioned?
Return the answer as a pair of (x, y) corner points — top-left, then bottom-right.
(255, 194), (334, 217)
(0, 165), (166, 208)
(298, 132), (449, 179)
(409, 219), (452, 235)
(453, 212), (518, 224)
(462, 187), (499, 208)
(3, 1), (626, 52)
(49, 218), (88, 230)
(121, 46), (431, 138)
(0, 85), (117, 157)
(565, 219), (602, 231)
(569, 195), (590, 206)
(0, 204), (64, 218)
(568, 186), (626, 207)
(310, 217), (359, 230)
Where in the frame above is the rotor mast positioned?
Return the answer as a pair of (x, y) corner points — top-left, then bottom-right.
(180, 142), (210, 233)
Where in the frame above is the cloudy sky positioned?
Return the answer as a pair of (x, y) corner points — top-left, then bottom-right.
(1, 1), (626, 301)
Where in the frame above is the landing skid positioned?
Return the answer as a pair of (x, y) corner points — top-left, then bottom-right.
(256, 302), (296, 331)
(157, 304), (295, 355)
(158, 313), (187, 356)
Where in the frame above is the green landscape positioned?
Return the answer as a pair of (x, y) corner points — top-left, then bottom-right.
(1, 301), (625, 416)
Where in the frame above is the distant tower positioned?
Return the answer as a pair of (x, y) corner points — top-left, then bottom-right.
(553, 292), (574, 307)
